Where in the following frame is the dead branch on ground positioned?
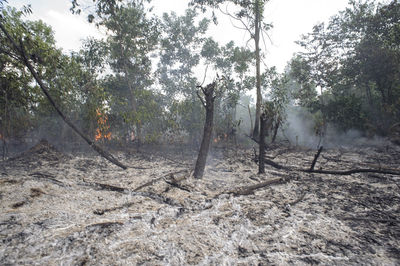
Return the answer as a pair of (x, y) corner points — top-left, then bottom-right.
(29, 172), (65, 186)
(340, 216), (399, 224)
(79, 180), (184, 208)
(231, 177), (285, 196)
(229, 146), (400, 197)
(133, 170), (189, 192)
(260, 147), (400, 176)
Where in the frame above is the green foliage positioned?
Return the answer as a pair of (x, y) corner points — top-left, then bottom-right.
(293, 0), (400, 135)
(324, 94), (365, 131)
(158, 9), (208, 98)
(0, 7), (63, 139)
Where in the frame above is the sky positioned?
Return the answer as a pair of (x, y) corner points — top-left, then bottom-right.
(7, 0), (382, 72)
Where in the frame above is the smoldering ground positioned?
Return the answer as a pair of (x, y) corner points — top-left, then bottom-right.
(1, 139), (399, 265)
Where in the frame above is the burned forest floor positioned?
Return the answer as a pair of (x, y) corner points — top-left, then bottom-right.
(1, 140), (400, 265)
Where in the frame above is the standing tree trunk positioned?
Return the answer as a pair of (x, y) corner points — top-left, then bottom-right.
(258, 112), (267, 174)
(271, 117), (281, 143)
(194, 82), (216, 179)
(252, 0), (262, 140)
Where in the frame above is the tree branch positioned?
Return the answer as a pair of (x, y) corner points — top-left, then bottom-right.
(196, 90), (206, 108)
(309, 146), (323, 172)
(0, 22), (127, 170)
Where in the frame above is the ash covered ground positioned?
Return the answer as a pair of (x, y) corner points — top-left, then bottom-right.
(1, 140), (400, 265)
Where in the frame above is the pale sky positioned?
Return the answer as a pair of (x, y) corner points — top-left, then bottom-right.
(7, 0), (386, 72)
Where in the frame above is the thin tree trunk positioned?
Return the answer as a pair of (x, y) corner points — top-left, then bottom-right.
(0, 23), (127, 169)
(271, 118), (280, 143)
(252, 0), (262, 140)
(258, 113), (266, 174)
(248, 104), (253, 135)
(123, 63), (141, 143)
(194, 82), (216, 179)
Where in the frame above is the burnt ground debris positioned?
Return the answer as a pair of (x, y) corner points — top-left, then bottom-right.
(0, 140), (399, 264)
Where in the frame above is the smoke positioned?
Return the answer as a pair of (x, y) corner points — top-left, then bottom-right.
(282, 106), (390, 149)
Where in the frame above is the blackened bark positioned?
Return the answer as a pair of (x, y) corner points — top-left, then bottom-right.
(309, 146), (323, 172)
(194, 82), (216, 179)
(252, 0), (262, 140)
(271, 119), (280, 143)
(258, 113), (266, 174)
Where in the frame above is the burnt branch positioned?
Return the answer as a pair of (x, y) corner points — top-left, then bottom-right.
(340, 216), (399, 224)
(133, 170), (188, 192)
(257, 147), (400, 176)
(230, 177), (286, 196)
(80, 181), (184, 208)
(309, 146), (323, 172)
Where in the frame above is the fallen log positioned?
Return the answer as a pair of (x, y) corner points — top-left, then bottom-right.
(259, 149), (400, 176)
(232, 177), (285, 196)
(29, 172), (65, 186)
(340, 216), (399, 224)
(309, 168), (400, 176)
(133, 170), (188, 192)
(79, 180), (184, 208)
(231, 147), (400, 197)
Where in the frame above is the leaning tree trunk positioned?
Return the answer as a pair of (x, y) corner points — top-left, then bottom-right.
(0, 22), (127, 170)
(194, 82), (216, 179)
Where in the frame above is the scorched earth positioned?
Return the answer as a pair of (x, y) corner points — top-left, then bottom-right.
(1, 140), (400, 265)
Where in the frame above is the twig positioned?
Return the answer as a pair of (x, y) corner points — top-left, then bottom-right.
(80, 180), (184, 208)
(133, 170), (188, 192)
(29, 172), (65, 186)
(289, 192), (306, 206)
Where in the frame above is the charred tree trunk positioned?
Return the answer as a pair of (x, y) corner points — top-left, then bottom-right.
(258, 113), (267, 174)
(194, 82), (216, 179)
(248, 104), (254, 136)
(271, 118), (280, 143)
(0, 23), (127, 170)
(252, 0), (262, 140)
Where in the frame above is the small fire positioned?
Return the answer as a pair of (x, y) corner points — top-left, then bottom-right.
(95, 109), (111, 141)
(213, 133), (229, 144)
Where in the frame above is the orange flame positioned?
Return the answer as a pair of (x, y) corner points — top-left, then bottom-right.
(95, 109), (111, 141)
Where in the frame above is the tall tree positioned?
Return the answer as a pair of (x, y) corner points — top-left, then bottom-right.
(102, 1), (159, 142)
(157, 9), (210, 144)
(189, 0), (271, 139)
(295, 0), (400, 135)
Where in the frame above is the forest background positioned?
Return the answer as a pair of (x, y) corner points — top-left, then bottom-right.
(1, 0), (399, 151)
